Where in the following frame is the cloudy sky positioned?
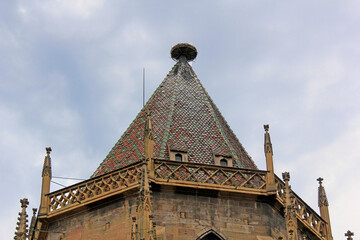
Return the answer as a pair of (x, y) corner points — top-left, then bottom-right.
(1, 0), (359, 239)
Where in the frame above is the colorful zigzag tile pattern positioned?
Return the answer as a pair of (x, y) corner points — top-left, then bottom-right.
(92, 60), (257, 177)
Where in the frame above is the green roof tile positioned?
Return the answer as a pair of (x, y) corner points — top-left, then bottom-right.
(92, 53), (257, 177)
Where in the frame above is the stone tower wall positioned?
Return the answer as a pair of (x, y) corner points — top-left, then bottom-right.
(44, 186), (288, 240)
(152, 186), (287, 240)
(46, 195), (137, 240)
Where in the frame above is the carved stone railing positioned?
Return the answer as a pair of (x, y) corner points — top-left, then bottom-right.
(47, 162), (142, 216)
(275, 176), (286, 203)
(275, 176), (327, 239)
(153, 159), (267, 194)
(45, 159), (327, 240)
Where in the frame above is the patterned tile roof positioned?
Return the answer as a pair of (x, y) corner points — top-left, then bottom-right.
(92, 55), (257, 177)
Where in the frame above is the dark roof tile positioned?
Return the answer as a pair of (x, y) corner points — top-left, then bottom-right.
(92, 59), (257, 177)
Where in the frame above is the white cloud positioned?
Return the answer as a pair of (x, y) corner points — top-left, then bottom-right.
(38, 0), (104, 19)
(286, 114), (360, 239)
(1, 0), (359, 239)
(301, 58), (345, 110)
(122, 22), (154, 46)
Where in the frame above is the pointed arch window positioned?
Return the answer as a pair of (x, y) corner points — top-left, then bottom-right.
(197, 230), (225, 240)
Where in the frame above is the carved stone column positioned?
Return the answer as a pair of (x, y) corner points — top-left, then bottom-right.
(317, 177), (333, 240)
(131, 217), (138, 240)
(282, 172), (298, 240)
(134, 161), (156, 240)
(14, 198), (29, 240)
(28, 208), (37, 239)
(264, 125), (276, 193)
(39, 147), (52, 216)
(132, 111), (156, 240)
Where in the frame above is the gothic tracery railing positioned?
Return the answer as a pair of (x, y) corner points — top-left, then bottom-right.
(45, 159), (327, 239)
(275, 176), (327, 239)
(153, 159), (267, 193)
(47, 162), (142, 215)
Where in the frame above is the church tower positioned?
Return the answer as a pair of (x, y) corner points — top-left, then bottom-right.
(17, 43), (336, 240)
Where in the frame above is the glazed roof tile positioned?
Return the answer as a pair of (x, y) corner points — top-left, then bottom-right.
(92, 57), (257, 177)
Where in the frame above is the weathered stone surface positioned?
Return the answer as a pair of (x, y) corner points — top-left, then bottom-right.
(151, 186), (287, 240)
(46, 195), (136, 240)
(44, 186), (287, 240)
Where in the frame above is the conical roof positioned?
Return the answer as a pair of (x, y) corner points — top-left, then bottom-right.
(93, 44), (257, 177)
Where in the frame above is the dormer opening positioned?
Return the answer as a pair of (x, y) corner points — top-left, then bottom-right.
(175, 153), (183, 162)
(169, 149), (188, 162)
(220, 159), (228, 166)
(214, 155), (233, 167)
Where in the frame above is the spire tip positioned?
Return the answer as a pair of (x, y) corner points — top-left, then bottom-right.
(345, 230), (354, 240)
(282, 172), (290, 181)
(264, 124), (269, 132)
(46, 147), (52, 155)
(20, 198), (29, 208)
(317, 177), (323, 186)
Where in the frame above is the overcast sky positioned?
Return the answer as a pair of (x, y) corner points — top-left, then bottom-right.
(1, 0), (359, 239)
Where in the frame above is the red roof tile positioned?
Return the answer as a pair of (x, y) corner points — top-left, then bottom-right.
(92, 54), (257, 177)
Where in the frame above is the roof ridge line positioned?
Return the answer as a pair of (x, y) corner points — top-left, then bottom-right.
(158, 63), (181, 159)
(187, 66), (257, 168)
(208, 95), (258, 168)
(93, 47), (258, 176)
(191, 69), (240, 165)
(92, 63), (180, 177)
